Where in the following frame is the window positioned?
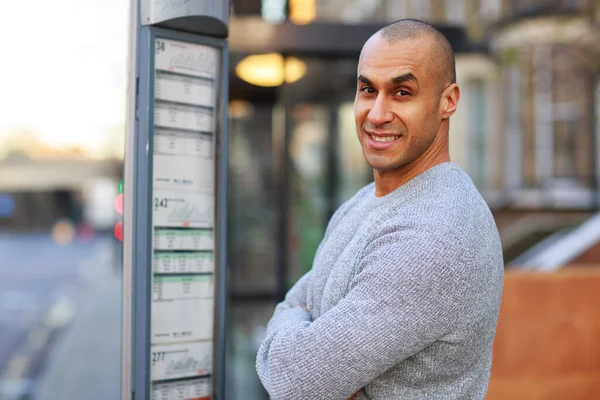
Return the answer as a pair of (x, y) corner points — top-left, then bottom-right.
(505, 61), (523, 191)
(548, 44), (593, 188)
(445, 0), (467, 25)
(384, 0), (409, 20)
(553, 118), (579, 179)
(467, 80), (488, 188)
(479, 0), (502, 21)
(596, 80), (600, 191)
(533, 44), (554, 187)
(409, 0), (431, 20)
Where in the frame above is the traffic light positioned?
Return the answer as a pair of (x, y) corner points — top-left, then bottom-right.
(114, 180), (124, 241)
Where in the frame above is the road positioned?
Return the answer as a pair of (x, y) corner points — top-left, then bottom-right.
(0, 232), (119, 399)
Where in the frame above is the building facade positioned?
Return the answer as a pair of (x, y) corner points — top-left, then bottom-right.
(484, 0), (600, 263)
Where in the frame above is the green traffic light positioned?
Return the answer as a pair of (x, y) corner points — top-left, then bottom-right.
(119, 181), (123, 194)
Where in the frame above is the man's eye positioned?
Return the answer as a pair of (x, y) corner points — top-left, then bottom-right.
(397, 90), (410, 96)
(361, 87), (375, 94)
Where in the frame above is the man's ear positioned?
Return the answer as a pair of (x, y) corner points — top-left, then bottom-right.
(440, 83), (460, 119)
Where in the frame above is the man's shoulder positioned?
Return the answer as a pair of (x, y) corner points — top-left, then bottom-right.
(378, 165), (500, 247)
(320, 183), (375, 239)
(347, 182), (376, 205)
(410, 164), (494, 223)
(332, 182), (375, 216)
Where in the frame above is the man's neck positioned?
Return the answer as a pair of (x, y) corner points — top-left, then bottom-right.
(373, 136), (450, 197)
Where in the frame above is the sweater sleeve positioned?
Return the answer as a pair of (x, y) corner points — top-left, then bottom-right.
(255, 228), (468, 400)
(266, 271), (312, 335)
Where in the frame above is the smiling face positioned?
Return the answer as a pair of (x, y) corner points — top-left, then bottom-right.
(354, 33), (455, 174)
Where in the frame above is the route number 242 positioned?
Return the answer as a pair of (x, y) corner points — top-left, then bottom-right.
(154, 197), (168, 209)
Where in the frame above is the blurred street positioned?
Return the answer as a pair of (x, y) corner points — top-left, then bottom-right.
(0, 232), (120, 399)
(35, 262), (121, 400)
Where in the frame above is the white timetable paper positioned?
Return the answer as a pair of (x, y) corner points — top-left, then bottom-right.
(151, 37), (219, 395)
(152, 274), (213, 302)
(151, 377), (211, 400)
(153, 229), (214, 251)
(154, 252), (213, 274)
(152, 275), (214, 344)
(151, 341), (213, 382)
(155, 71), (215, 108)
(153, 153), (213, 194)
(154, 129), (212, 158)
(155, 38), (218, 79)
(152, 296), (214, 343)
(152, 190), (213, 229)
(154, 102), (213, 132)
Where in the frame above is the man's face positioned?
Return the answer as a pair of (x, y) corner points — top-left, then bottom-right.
(354, 35), (445, 172)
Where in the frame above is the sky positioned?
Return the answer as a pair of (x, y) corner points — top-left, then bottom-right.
(0, 0), (130, 157)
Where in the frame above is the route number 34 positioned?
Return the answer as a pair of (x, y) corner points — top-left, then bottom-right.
(156, 40), (165, 53)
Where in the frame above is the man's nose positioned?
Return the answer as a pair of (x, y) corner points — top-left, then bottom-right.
(367, 95), (393, 126)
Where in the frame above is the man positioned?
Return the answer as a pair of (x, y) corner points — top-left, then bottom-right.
(256, 19), (504, 400)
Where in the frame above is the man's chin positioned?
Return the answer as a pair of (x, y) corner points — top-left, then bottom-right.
(365, 157), (404, 172)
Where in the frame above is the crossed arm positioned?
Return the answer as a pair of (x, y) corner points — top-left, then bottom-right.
(256, 232), (466, 400)
(265, 271), (312, 335)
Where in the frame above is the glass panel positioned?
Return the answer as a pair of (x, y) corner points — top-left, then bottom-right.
(226, 301), (276, 400)
(551, 44), (592, 187)
(337, 102), (371, 207)
(228, 104), (278, 294)
(288, 103), (329, 283)
(553, 120), (578, 179)
(278, 57), (349, 284)
(409, 0), (431, 20)
(383, 0), (410, 21)
(467, 80), (487, 188)
(504, 61), (523, 190)
(515, 0), (591, 13)
(480, 0), (502, 21)
(314, 0), (440, 24)
(446, 0), (467, 25)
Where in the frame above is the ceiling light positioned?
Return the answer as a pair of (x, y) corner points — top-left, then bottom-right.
(235, 53), (307, 87)
(289, 0), (316, 25)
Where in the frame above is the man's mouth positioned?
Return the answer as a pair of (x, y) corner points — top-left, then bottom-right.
(369, 134), (400, 143)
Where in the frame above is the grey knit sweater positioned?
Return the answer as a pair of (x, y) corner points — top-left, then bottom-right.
(256, 162), (504, 399)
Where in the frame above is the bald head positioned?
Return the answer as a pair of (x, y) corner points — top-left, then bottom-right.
(374, 19), (456, 89)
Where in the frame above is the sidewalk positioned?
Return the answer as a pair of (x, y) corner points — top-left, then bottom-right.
(35, 272), (122, 400)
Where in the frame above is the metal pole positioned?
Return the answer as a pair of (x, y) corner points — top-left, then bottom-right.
(327, 97), (340, 220)
(277, 65), (292, 300)
(121, 0), (139, 397)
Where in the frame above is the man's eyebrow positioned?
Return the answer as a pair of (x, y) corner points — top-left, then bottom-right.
(357, 73), (418, 87)
(357, 74), (372, 85)
(390, 73), (418, 86)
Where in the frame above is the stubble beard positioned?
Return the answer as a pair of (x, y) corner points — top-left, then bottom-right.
(359, 133), (410, 172)
(360, 128), (439, 174)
